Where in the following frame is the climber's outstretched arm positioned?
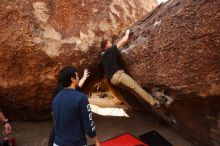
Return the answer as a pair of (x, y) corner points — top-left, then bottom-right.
(116, 29), (130, 48)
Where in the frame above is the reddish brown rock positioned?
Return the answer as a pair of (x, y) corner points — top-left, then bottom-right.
(114, 0), (220, 145)
(0, 0), (157, 120)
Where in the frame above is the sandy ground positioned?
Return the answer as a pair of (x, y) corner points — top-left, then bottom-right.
(0, 96), (193, 146)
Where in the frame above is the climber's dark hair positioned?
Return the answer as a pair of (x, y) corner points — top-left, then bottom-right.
(100, 39), (108, 50)
(57, 66), (77, 88)
(54, 84), (64, 96)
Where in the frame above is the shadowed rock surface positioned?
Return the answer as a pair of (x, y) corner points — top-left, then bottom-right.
(114, 0), (219, 145)
(0, 0), (157, 120)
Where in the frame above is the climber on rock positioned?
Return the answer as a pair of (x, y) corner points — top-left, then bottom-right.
(100, 29), (170, 108)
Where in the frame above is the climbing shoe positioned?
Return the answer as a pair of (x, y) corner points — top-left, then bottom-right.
(155, 96), (168, 108)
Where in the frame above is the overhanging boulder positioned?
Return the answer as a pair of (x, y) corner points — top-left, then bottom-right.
(0, 0), (157, 120)
(115, 0), (220, 145)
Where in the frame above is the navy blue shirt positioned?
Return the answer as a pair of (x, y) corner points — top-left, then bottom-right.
(101, 45), (121, 79)
(52, 88), (96, 146)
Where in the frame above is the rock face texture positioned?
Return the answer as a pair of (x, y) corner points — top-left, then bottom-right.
(114, 0), (219, 145)
(0, 0), (157, 120)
